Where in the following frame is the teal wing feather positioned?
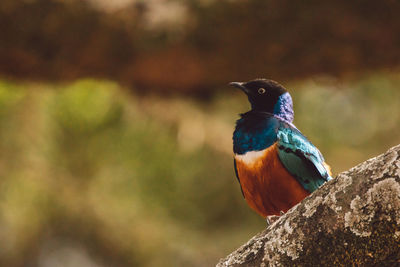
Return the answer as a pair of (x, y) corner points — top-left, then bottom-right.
(277, 123), (332, 193)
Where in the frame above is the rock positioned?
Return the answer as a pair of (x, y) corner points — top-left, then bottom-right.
(218, 145), (400, 266)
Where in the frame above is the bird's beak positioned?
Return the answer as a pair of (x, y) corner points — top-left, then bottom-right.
(229, 82), (249, 94)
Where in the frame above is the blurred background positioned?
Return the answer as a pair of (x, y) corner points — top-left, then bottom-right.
(1, 0), (400, 266)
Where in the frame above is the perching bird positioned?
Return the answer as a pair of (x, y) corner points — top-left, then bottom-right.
(231, 79), (332, 220)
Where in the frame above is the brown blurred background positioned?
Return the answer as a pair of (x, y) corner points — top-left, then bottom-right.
(0, 0), (400, 266)
(2, 0), (400, 94)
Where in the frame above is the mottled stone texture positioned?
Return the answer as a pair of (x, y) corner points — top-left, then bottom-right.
(218, 145), (400, 267)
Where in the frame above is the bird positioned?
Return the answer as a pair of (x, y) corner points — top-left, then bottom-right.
(230, 79), (332, 221)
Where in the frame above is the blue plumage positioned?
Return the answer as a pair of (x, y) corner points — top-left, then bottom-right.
(233, 113), (278, 154)
(273, 92), (294, 123)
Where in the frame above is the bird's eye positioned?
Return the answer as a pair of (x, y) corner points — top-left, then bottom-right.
(258, 88), (266, 94)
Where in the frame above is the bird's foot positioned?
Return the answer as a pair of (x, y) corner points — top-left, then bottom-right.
(265, 215), (280, 226)
(265, 211), (285, 226)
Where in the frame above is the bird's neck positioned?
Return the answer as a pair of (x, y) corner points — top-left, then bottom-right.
(252, 92), (294, 123)
(273, 92), (294, 123)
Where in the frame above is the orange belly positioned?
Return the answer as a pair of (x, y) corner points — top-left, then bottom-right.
(235, 143), (310, 217)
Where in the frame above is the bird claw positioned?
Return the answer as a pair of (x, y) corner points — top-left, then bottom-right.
(265, 215), (280, 226)
(265, 211), (286, 226)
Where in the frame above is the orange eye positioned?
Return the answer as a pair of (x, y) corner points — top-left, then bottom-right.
(258, 88), (266, 94)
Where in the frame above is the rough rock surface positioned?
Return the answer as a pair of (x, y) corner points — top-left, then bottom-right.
(218, 145), (400, 266)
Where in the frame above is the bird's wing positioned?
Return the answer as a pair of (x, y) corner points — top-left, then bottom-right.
(277, 123), (332, 193)
(233, 158), (245, 198)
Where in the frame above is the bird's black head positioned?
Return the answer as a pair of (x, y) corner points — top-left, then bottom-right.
(230, 79), (288, 112)
(230, 79), (294, 122)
